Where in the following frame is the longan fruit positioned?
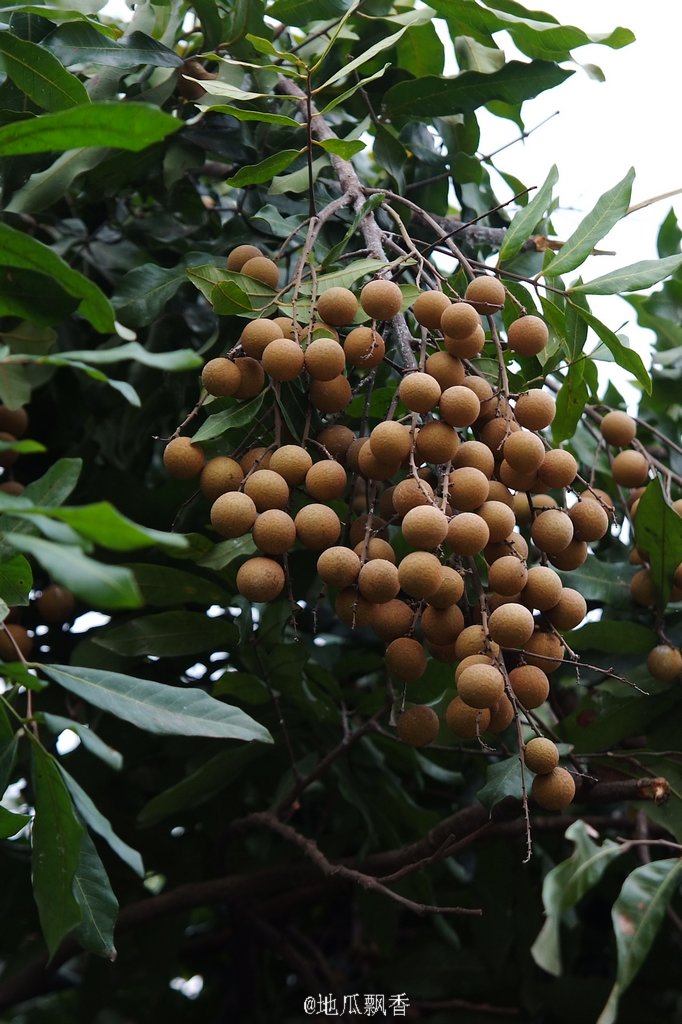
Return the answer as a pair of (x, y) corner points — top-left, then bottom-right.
(240, 318), (283, 358)
(360, 279), (403, 320)
(514, 390), (556, 430)
(348, 513), (388, 548)
(386, 637), (428, 683)
(262, 337), (304, 381)
(421, 604), (465, 644)
(537, 449), (578, 489)
(309, 375), (352, 413)
(508, 665), (550, 708)
(497, 460), (538, 493)
(240, 255), (279, 288)
(568, 500), (610, 542)
(357, 439), (397, 481)
(647, 645), (682, 682)
(369, 599), (414, 641)
(630, 568), (657, 607)
(35, 584), (76, 625)
(354, 538), (396, 563)
(523, 631), (565, 673)
(488, 603), (535, 648)
(454, 624), (500, 660)
(201, 357), (241, 399)
(425, 351), (465, 390)
(317, 546), (361, 588)
(545, 588), (586, 630)
(200, 456), (244, 501)
(233, 356), (265, 399)
(358, 559), (401, 603)
(513, 493), (558, 526)
(399, 372), (441, 414)
(251, 509), (297, 555)
(305, 460), (347, 500)
(397, 705), (440, 747)
(210, 491), (257, 538)
(317, 286), (359, 326)
(443, 468), (487, 514)
(272, 316), (299, 340)
(0, 481), (24, 495)
(485, 531), (529, 564)
(227, 244), (263, 271)
(335, 588), (373, 629)
(522, 565), (563, 612)
(446, 697), (491, 739)
(236, 556), (285, 602)
(453, 440), (495, 479)
(455, 654), (495, 682)
(413, 289), (451, 330)
(369, 422), (412, 465)
(304, 337), (346, 381)
(415, 421), (459, 465)
(476, 501), (516, 544)
(601, 410), (637, 447)
(480, 417), (519, 460)
(295, 504), (342, 550)
(0, 406), (28, 438)
(398, 551), (443, 600)
(243, 469), (289, 511)
(464, 276), (506, 315)
(401, 505), (449, 549)
(488, 693), (515, 733)
(612, 450), (649, 488)
(507, 314), (548, 356)
(439, 385), (481, 428)
(532, 767), (575, 810)
(531, 509), (574, 554)
(393, 478), (435, 517)
(445, 512), (489, 556)
(524, 737), (560, 775)
(428, 641), (459, 663)
(440, 301), (481, 340)
(489, 555), (528, 596)
(240, 447), (271, 474)
(549, 540), (588, 571)
(443, 324), (485, 359)
(581, 488), (615, 511)
(428, 566), (465, 608)
(487, 481), (515, 508)
(344, 327), (385, 369)
(163, 436), (205, 480)
(465, 374), (494, 412)
(0, 623), (33, 661)
(269, 446), (313, 486)
(457, 664), (505, 709)
(317, 424), (355, 461)
(503, 431), (546, 474)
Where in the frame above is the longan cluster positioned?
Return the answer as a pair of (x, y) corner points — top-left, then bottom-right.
(0, 404), (30, 495)
(0, 583), (77, 664)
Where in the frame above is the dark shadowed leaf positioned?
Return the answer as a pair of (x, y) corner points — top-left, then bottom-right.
(634, 476), (682, 608)
(38, 713), (123, 771)
(124, 563), (229, 607)
(0, 805), (30, 838)
(478, 757), (524, 808)
(42, 24), (183, 68)
(93, 611), (238, 657)
(0, 30), (89, 110)
(226, 149), (300, 187)
(0, 553), (33, 606)
(499, 163), (558, 261)
(71, 830), (118, 961)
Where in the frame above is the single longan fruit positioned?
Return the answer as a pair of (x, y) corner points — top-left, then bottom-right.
(453, 440), (495, 479)
(647, 645), (682, 682)
(317, 287), (359, 326)
(630, 568), (657, 607)
(439, 385), (481, 428)
(397, 705), (440, 747)
(485, 532), (529, 564)
(445, 512), (490, 555)
(251, 510), (297, 555)
(398, 551), (443, 600)
(545, 588), (587, 630)
(243, 469), (290, 511)
(335, 588), (373, 629)
(370, 422), (412, 465)
(210, 491), (257, 538)
(344, 327), (385, 369)
(523, 632), (565, 673)
(0, 623), (33, 661)
(386, 637), (428, 682)
(317, 425), (355, 461)
(443, 324), (485, 359)
(370, 598), (414, 642)
(488, 603), (535, 648)
(240, 318), (283, 358)
(601, 410), (637, 447)
(428, 566), (465, 608)
(476, 501), (517, 544)
(446, 697), (491, 739)
(35, 584), (76, 625)
(399, 372), (441, 414)
(392, 477), (434, 516)
(295, 504), (341, 549)
(524, 737), (560, 775)
(549, 540), (588, 571)
(262, 337), (304, 381)
(503, 431), (546, 474)
(236, 557), (285, 602)
(488, 693), (515, 733)
(272, 316), (300, 340)
(440, 301), (481, 340)
(227, 244), (263, 271)
(360, 279), (403, 320)
(240, 255), (279, 288)
(358, 559), (400, 604)
(531, 510), (574, 554)
(233, 356), (265, 399)
(465, 276), (506, 315)
(401, 505), (449, 549)
(200, 456), (243, 501)
(317, 546), (361, 588)
(455, 624), (500, 660)
(425, 351), (465, 390)
(612, 450), (649, 488)
(497, 460), (538, 493)
(415, 421), (459, 465)
(0, 406), (28, 438)
(421, 604), (465, 644)
(465, 374), (494, 411)
(305, 460), (347, 500)
(522, 565), (563, 612)
(304, 337), (346, 381)
(457, 664), (505, 709)
(489, 555), (528, 596)
(240, 447), (271, 474)
(514, 390), (556, 430)
(163, 436), (205, 480)
(269, 445), (313, 486)
(568, 500), (610, 542)
(509, 664), (550, 708)
(581, 488), (615, 511)
(354, 538), (396, 564)
(309, 376), (352, 413)
(537, 449), (578, 489)
(357, 439), (397, 481)
(455, 654), (495, 682)
(487, 481), (515, 508)
(413, 289), (451, 330)
(532, 767), (575, 810)
(507, 314), (548, 356)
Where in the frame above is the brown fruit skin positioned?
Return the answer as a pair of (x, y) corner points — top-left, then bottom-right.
(440, 302), (481, 339)
(421, 604), (465, 644)
(601, 410), (637, 447)
(476, 501), (516, 544)
(226, 244), (263, 271)
(317, 546), (361, 588)
(503, 430), (546, 473)
(370, 422), (412, 465)
(413, 290), (451, 330)
(428, 641), (459, 663)
(397, 705), (440, 747)
(399, 372), (441, 414)
(439, 385), (480, 428)
(488, 694), (515, 733)
(523, 632), (565, 673)
(240, 318), (283, 358)
(428, 566), (465, 608)
(251, 510), (297, 555)
(202, 358), (241, 397)
(630, 568), (657, 607)
(524, 737), (560, 775)
(236, 557), (285, 603)
(446, 512), (490, 556)
(357, 559), (400, 604)
(549, 540), (588, 571)
(304, 338), (346, 381)
(393, 477), (434, 516)
(317, 425), (355, 461)
(401, 506), (449, 549)
(262, 338), (304, 381)
(240, 255), (279, 288)
(309, 376), (352, 413)
(508, 665), (550, 709)
(507, 314), (548, 356)
(489, 555), (528, 596)
(537, 448), (578, 489)
(446, 697), (491, 739)
(348, 514), (389, 548)
(269, 446), (313, 486)
(200, 456), (243, 502)
(360, 279), (403, 320)
(480, 417), (519, 460)
(444, 324), (485, 359)
(415, 421), (459, 465)
(514, 391), (556, 431)
(357, 439), (396, 481)
(531, 767), (576, 810)
(370, 599), (413, 642)
(647, 645), (682, 682)
(355, 538), (396, 564)
(243, 469), (290, 511)
(294, 504), (341, 549)
(335, 588), (373, 629)
(163, 436), (205, 480)
(425, 351), (465, 390)
(488, 603), (535, 648)
(464, 276), (506, 315)
(0, 405), (28, 438)
(0, 623), (33, 661)
(568, 500), (610, 541)
(457, 664), (505, 709)
(344, 327), (385, 369)
(233, 357), (265, 400)
(531, 509), (574, 555)
(305, 461), (347, 500)
(386, 638), (428, 683)
(35, 585), (76, 625)
(317, 287), (359, 326)
(454, 624), (500, 660)
(521, 565), (563, 612)
(210, 491), (257, 538)
(545, 588), (587, 630)
(612, 450), (650, 488)
(240, 447), (271, 474)
(453, 440), (495, 479)
(398, 551), (443, 600)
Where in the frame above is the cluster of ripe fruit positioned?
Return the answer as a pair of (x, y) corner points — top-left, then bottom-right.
(162, 247), (681, 813)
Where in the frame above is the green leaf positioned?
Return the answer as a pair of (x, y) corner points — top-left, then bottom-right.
(316, 137), (366, 159)
(544, 169), (635, 278)
(186, 264), (273, 312)
(634, 476), (682, 609)
(318, 65), (390, 114)
(93, 611), (238, 658)
(478, 756), (524, 808)
(0, 553), (33, 606)
(570, 254), (682, 296)
(0, 30), (89, 110)
(556, 559), (634, 606)
(7, 147), (116, 215)
(552, 362), (589, 443)
(42, 24), (183, 68)
(0, 804), (30, 838)
(37, 503), (189, 553)
(315, 26), (407, 92)
(58, 763), (144, 877)
(31, 742), (84, 957)
(71, 830), (118, 961)
(42, 664), (273, 744)
(0, 101), (180, 156)
(23, 457), (81, 506)
(58, 341), (202, 373)
(192, 394), (266, 443)
(38, 713), (123, 772)
(597, 859), (682, 1024)
(267, 0), (349, 22)
(499, 163), (558, 261)
(0, 222), (114, 333)
(124, 563), (229, 608)
(197, 534), (257, 571)
(197, 103), (301, 127)
(571, 302), (651, 394)
(564, 620), (657, 655)
(226, 149), (300, 187)
(314, 258), (389, 293)
(0, 704), (17, 792)
(6, 535), (142, 611)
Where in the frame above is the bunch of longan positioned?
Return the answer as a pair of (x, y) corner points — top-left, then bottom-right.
(0, 404), (30, 496)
